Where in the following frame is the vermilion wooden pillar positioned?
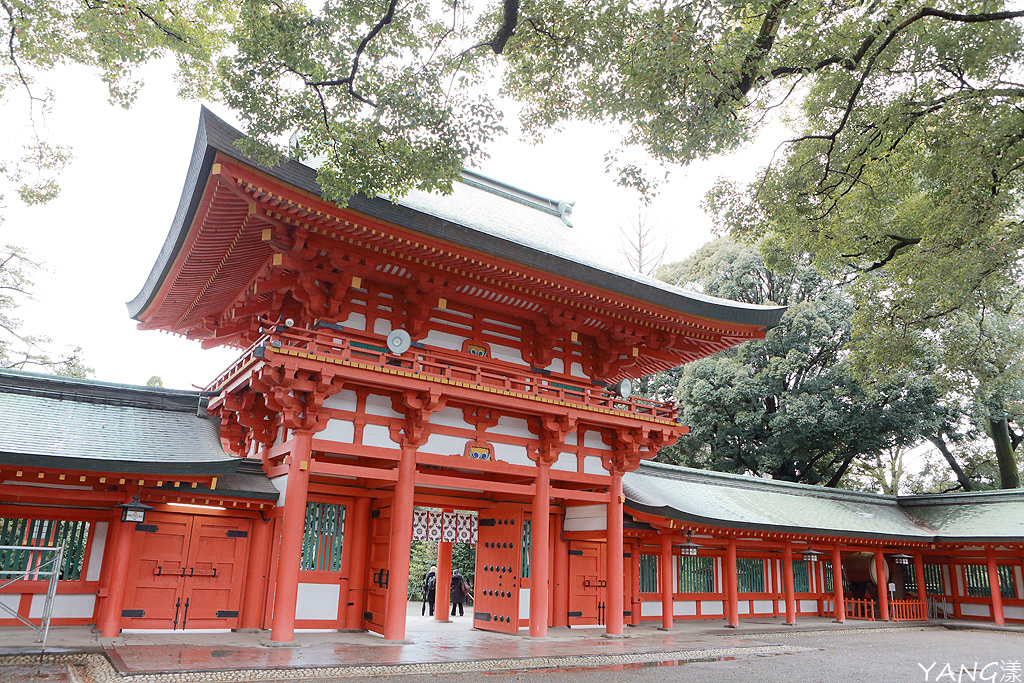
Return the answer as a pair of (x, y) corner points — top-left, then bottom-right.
(384, 443), (417, 640)
(435, 509), (453, 622)
(551, 511), (569, 628)
(270, 431), (313, 643)
(100, 506), (136, 638)
(345, 496), (372, 628)
(782, 540), (796, 625)
(94, 518), (121, 635)
(831, 546), (846, 623)
(874, 550), (889, 621)
(986, 547), (1005, 625)
(630, 541), (641, 626)
(530, 464), (551, 637)
(659, 532), (674, 630)
(725, 538), (739, 628)
(914, 552), (929, 621)
(239, 517), (273, 629)
(605, 471), (624, 636)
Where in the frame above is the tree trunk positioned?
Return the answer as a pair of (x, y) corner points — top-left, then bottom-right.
(989, 417), (1021, 489)
(928, 435), (973, 492)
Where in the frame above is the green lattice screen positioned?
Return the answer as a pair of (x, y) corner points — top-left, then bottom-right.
(638, 554), (658, 593)
(300, 503), (345, 571)
(903, 563), (945, 595)
(736, 558), (765, 593)
(962, 564), (1015, 599)
(679, 555), (714, 593)
(0, 518), (90, 581)
(521, 519), (531, 578)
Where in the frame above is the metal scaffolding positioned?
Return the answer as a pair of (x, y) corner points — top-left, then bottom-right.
(0, 545), (65, 647)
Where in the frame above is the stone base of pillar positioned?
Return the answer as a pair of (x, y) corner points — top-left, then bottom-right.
(657, 627), (673, 631)
(784, 622), (797, 626)
(724, 624), (737, 629)
(601, 632), (630, 639)
(262, 640), (302, 648)
(832, 620), (845, 624)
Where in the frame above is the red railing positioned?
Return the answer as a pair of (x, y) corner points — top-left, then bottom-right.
(844, 597), (875, 620)
(890, 599), (927, 621)
(207, 321), (678, 421)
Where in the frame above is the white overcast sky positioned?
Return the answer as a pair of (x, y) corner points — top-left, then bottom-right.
(0, 60), (780, 391)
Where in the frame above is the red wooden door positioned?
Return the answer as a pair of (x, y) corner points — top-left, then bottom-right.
(121, 512), (250, 630)
(179, 516), (250, 628)
(568, 541), (605, 626)
(361, 505), (391, 635)
(122, 512), (191, 628)
(473, 505), (523, 634)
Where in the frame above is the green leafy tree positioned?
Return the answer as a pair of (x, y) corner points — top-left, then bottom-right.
(1, 0), (230, 202)
(657, 239), (944, 486)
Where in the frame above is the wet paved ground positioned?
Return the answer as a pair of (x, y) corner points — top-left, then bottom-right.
(1, 602), (1021, 682)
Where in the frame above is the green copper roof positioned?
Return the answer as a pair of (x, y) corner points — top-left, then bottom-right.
(625, 461), (1024, 543)
(0, 369), (239, 476)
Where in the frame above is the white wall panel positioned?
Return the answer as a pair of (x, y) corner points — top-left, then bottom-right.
(296, 583), (340, 621)
(960, 603), (991, 617)
(319, 419), (355, 443)
(341, 311), (366, 330)
(676, 600), (697, 616)
(519, 588), (531, 617)
(583, 455), (606, 475)
(373, 318), (392, 336)
(323, 390), (358, 412)
(30, 593), (95, 619)
(494, 443), (532, 467)
(582, 431), (611, 450)
(488, 416), (532, 438)
(363, 424), (400, 448)
(365, 394), (403, 418)
(564, 504), (607, 532)
(490, 343), (527, 366)
(423, 330), (468, 352)
(550, 451), (577, 472)
(799, 599), (817, 612)
(420, 433), (469, 457)
(430, 408), (473, 430)
(753, 600), (774, 613)
(641, 601), (661, 617)
(85, 522), (108, 582)
(700, 600), (724, 616)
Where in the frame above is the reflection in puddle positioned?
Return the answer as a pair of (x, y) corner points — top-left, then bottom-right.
(484, 650), (809, 675)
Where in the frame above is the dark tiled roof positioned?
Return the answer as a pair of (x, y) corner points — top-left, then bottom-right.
(127, 107), (785, 330)
(625, 461), (1024, 543)
(0, 369), (239, 476)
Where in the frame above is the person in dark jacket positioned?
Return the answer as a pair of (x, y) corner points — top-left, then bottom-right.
(423, 566), (437, 616)
(450, 568), (470, 617)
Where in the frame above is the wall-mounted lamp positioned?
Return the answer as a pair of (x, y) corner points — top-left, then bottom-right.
(115, 495), (153, 524)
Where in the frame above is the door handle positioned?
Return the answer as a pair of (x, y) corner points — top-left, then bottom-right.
(182, 597), (190, 629)
(173, 597), (181, 630)
(154, 565), (162, 576)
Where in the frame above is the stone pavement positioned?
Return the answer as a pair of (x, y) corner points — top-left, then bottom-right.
(1, 602), (1020, 682)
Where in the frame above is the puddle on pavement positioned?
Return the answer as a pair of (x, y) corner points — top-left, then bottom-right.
(484, 649), (818, 674)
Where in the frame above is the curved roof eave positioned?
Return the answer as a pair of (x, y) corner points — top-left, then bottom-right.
(128, 107), (786, 331)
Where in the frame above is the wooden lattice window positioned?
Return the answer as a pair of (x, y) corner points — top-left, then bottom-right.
(0, 518), (90, 581)
(903, 563), (945, 595)
(962, 564), (1015, 599)
(679, 555), (714, 593)
(736, 558), (765, 593)
(300, 503), (344, 571)
(821, 560), (850, 594)
(638, 554), (658, 593)
(521, 519), (531, 578)
(791, 560), (810, 593)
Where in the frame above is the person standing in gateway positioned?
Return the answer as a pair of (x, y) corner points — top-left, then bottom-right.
(450, 569), (471, 617)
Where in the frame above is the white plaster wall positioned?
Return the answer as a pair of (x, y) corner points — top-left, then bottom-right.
(753, 600), (774, 613)
(373, 318), (392, 336)
(546, 359), (564, 374)
(799, 599), (817, 612)
(700, 600), (724, 616)
(550, 451), (577, 473)
(363, 424), (400, 448)
(30, 593), (95, 619)
(272, 474), (288, 507)
(490, 343), (527, 366)
(563, 504), (607, 532)
(676, 600), (697, 616)
(323, 390), (358, 412)
(562, 432), (577, 446)
(1015, 567), (1023, 599)
(493, 443), (532, 467)
(960, 603), (991, 618)
(295, 583), (340, 621)
(569, 362), (587, 379)
(365, 394), (403, 418)
(0, 595), (21, 616)
(423, 329), (468, 352)
(430, 408), (473, 430)
(319, 418), (355, 443)
(519, 588), (530, 617)
(640, 601), (661, 617)
(84, 522), (108, 582)
(582, 431), (611, 450)
(274, 427), (288, 447)
(582, 455), (606, 475)
(738, 602), (750, 615)
(419, 433), (469, 457)
(341, 311), (366, 330)
(488, 416), (531, 438)
(1004, 606), (1024, 620)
